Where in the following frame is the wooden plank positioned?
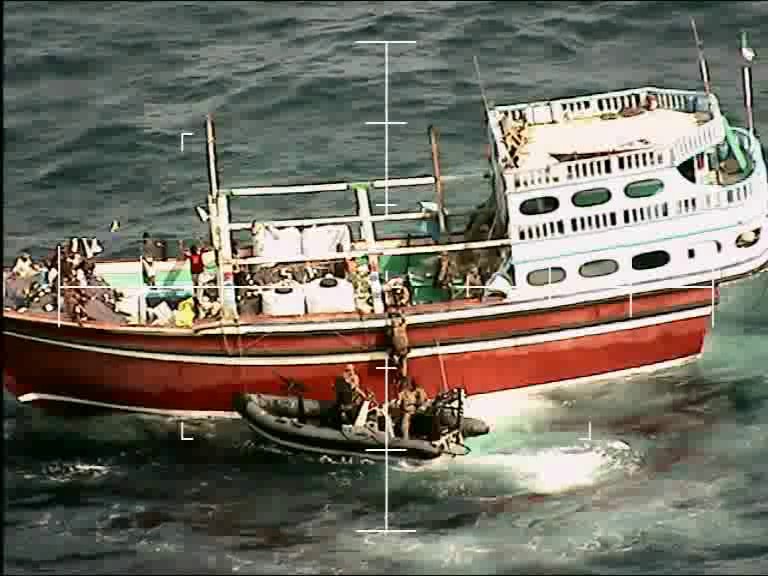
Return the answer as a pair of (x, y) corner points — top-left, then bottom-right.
(371, 176), (435, 188)
(354, 184), (376, 247)
(228, 175), (437, 197)
(228, 211), (433, 231)
(428, 125), (447, 234)
(229, 182), (349, 196)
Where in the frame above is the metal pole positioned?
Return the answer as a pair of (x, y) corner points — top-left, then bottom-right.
(741, 31), (756, 136)
(743, 66), (755, 136)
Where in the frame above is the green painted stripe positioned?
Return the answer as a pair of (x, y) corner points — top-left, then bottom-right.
(100, 264), (217, 290)
(512, 221), (743, 265)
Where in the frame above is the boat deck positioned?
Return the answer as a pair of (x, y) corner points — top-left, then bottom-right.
(3, 254), (509, 331)
(497, 107), (708, 172)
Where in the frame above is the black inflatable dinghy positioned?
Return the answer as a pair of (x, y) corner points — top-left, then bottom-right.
(233, 387), (490, 461)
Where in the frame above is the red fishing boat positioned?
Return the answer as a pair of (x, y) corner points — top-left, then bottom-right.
(4, 60), (768, 424)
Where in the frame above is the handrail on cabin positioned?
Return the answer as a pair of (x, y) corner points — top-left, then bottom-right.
(504, 94), (726, 193)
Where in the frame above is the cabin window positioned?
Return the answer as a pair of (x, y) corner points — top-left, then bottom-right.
(527, 267), (566, 286)
(632, 250), (671, 270)
(579, 259), (619, 278)
(520, 196), (559, 216)
(572, 187), (612, 208)
(736, 227), (761, 248)
(625, 179), (664, 199)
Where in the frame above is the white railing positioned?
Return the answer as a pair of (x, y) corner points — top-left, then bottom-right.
(495, 86), (712, 122)
(496, 86), (724, 194)
(509, 147), (669, 191)
(668, 116), (726, 165)
(507, 112), (723, 194)
(510, 124), (768, 243)
(512, 169), (761, 244)
(496, 86), (652, 121)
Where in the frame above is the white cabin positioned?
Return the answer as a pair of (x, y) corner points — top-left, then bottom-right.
(482, 86), (768, 303)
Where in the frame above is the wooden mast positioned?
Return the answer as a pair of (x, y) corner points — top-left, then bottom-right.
(205, 114), (238, 321)
(428, 125), (447, 236)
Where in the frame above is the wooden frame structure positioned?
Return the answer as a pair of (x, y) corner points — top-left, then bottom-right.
(202, 115), (513, 322)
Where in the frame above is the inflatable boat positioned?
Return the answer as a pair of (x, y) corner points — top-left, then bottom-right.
(232, 387), (490, 462)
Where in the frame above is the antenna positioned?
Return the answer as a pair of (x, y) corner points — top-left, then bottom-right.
(690, 17), (712, 95)
(473, 55), (491, 121)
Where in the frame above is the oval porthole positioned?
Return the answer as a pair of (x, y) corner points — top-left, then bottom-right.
(527, 267), (566, 286)
(625, 179), (664, 199)
(632, 250), (671, 270)
(520, 196), (560, 216)
(572, 187), (612, 208)
(579, 259), (619, 278)
(736, 227), (761, 248)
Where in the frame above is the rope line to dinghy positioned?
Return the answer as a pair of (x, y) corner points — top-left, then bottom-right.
(217, 316), (246, 396)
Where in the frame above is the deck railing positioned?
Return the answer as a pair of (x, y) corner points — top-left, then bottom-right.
(495, 86), (725, 193)
(495, 86), (713, 121)
(509, 147), (669, 191)
(510, 143), (764, 245)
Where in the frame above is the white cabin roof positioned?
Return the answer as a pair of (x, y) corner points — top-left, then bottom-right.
(513, 109), (701, 171)
(489, 86), (718, 177)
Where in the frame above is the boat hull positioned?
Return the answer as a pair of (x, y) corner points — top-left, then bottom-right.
(3, 287), (715, 421)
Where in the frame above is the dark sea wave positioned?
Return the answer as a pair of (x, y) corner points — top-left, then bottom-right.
(3, 1), (768, 573)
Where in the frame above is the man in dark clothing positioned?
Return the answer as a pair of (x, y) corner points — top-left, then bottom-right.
(141, 233), (158, 287)
(333, 364), (370, 427)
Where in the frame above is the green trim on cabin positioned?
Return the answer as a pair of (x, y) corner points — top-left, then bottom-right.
(723, 116), (749, 173)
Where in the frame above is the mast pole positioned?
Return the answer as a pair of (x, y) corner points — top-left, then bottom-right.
(740, 30), (756, 136)
(205, 114), (238, 322)
(690, 18), (711, 96)
(428, 125), (447, 236)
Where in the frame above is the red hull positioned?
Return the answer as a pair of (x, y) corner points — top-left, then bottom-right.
(3, 288), (712, 418)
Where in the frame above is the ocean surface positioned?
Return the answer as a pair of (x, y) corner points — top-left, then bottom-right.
(3, 1), (768, 573)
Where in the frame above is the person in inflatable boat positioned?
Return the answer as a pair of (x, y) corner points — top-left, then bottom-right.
(333, 364), (373, 427)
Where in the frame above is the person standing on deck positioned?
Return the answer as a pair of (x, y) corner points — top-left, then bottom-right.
(180, 242), (209, 302)
(141, 232), (158, 287)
